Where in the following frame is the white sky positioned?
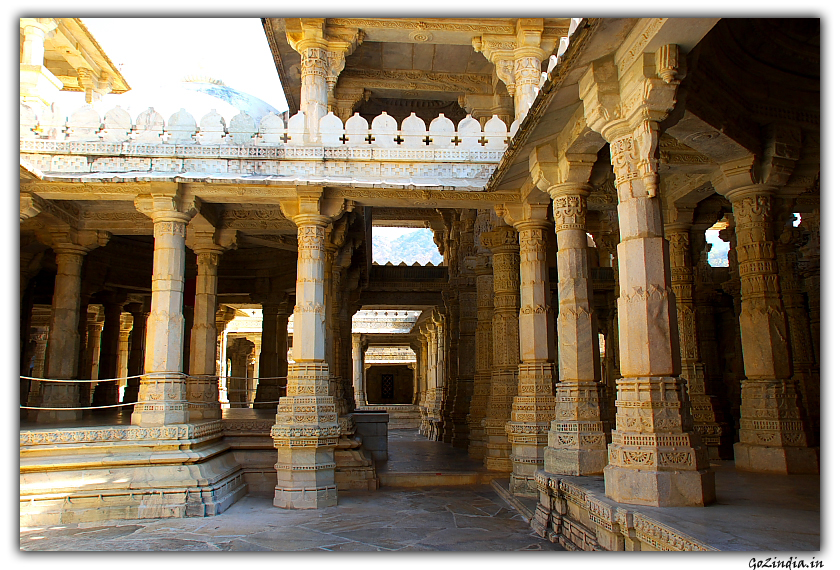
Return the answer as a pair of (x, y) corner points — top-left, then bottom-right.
(80, 18), (288, 113)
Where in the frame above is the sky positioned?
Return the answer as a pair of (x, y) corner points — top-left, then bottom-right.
(54, 18), (289, 116)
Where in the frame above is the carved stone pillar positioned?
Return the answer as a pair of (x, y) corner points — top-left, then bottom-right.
(285, 19), (361, 142)
(215, 305), (236, 405)
(186, 235), (229, 420)
(579, 50), (714, 506)
(117, 312), (133, 393)
(442, 290), (459, 443)
(254, 293), (290, 409)
(417, 325), (430, 434)
(798, 207), (820, 367)
(92, 295), (126, 409)
(498, 203), (556, 495)
(716, 182), (817, 473)
(468, 251), (494, 460)
(352, 333), (365, 407)
(84, 309), (104, 389)
(272, 194), (341, 509)
(123, 303), (147, 404)
(665, 223), (729, 460)
(543, 187), (609, 476)
(228, 337), (254, 408)
(777, 231), (819, 444)
(452, 211), (477, 449)
(425, 315), (445, 440)
(474, 19), (552, 123)
(37, 230), (108, 422)
(131, 194), (196, 427)
(482, 225), (520, 472)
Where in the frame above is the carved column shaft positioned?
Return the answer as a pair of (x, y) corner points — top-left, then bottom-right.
(506, 220), (555, 495)
(468, 252), (494, 460)
(124, 306), (147, 404)
(300, 43), (329, 142)
(91, 297), (124, 409)
(187, 249), (222, 419)
(38, 248), (85, 421)
(131, 214), (191, 426)
(544, 189), (609, 477)
(600, 126), (713, 506)
(727, 190), (816, 473)
(666, 224), (729, 459)
(452, 213), (477, 449)
(352, 333), (364, 407)
(272, 216), (339, 509)
(482, 225), (520, 472)
(513, 55), (542, 122)
(778, 235), (819, 443)
(254, 297), (289, 409)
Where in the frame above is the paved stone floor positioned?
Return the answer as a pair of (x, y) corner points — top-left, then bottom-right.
(20, 486), (564, 552)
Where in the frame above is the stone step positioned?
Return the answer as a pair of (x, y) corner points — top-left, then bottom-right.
(378, 471), (497, 487)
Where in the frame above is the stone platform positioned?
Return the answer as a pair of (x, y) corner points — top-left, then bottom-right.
(531, 461), (819, 551)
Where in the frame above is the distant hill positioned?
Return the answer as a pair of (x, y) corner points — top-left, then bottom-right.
(372, 229), (443, 265)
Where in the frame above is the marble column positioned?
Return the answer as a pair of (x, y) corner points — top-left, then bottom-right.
(272, 208), (340, 509)
(539, 187), (609, 477)
(452, 211), (477, 449)
(215, 306), (236, 406)
(482, 225), (520, 472)
(798, 208), (820, 368)
(417, 333), (430, 431)
(85, 311), (104, 393)
(227, 338), (253, 408)
(300, 44), (328, 141)
(255, 296), (291, 409)
(580, 51), (714, 506)
(131, 200), (194, 427)
(352, 333), (365, 408)
(187, 246), (224, 420)
(37, 231), (108, 422)
(716, 180), (816, 473)
(665, 223), (729, 460)
(442, 290), (459, 443)
(123, 303), (147, 404)
(502, 205), (556, 495)
(468, 251), (494, 460)
(117, 312), (133, 397)
(92, 295), (125, 409)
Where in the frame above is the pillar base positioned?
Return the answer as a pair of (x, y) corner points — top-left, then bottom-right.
(273, 486), (338, 509)
(509, 472), (539, 497)
(544, 447), (607, 476)
(131, 373), (189, 426)
(604, 465), (715, 507)
(734, 442), (819, 474)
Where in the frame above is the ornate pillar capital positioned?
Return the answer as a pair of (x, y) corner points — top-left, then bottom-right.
(39, 229), (111, 256)
(134, 190), (198, 225)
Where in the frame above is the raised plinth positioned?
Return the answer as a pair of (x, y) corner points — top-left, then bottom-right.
(733, 442), (819, 474)
(20, 420), (247, 526)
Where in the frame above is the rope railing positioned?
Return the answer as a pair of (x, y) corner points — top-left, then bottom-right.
(20, 374), (288, 410)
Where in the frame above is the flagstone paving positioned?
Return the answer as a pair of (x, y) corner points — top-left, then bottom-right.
(20, 485), (565, 552)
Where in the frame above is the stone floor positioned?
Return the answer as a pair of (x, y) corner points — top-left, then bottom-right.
(19, 486), (564, 552)
(20, 412), (822, 553)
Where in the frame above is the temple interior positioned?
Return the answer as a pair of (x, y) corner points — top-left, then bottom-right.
(19, 17), (820, 552)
